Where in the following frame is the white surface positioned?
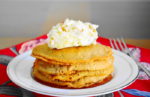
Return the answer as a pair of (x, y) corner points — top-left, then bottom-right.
(0, 1), (150, 38)
(7, 50), (139, 97)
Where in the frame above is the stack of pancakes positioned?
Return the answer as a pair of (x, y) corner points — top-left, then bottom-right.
(31, 43), (114, 89)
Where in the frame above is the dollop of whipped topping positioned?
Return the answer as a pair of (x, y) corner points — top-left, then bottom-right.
(47, 19), (99, 49)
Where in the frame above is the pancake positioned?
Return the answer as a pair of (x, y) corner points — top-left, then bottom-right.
(34, 57), (114, 74)
(35, 66), (113, 82)
(33, 63), (114, 81)
(32, 69), (112, 88)
(31, 43), (114, 88)
(32, 43), (112, 65)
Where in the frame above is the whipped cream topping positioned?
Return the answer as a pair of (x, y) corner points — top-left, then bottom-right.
(47, 19), (99, 49)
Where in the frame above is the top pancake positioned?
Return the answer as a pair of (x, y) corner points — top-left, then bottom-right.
(32, 43), (112, 65)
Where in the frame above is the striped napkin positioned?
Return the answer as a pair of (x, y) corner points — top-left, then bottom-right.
(0, 35), (150, 97)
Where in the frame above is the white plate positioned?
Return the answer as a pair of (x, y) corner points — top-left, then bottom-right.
(7, 50), (139, 97)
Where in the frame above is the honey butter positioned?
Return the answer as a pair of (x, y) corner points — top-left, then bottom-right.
(47, 19), (99, 49)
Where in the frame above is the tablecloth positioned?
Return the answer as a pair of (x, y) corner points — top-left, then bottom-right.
(0, 35), (150, 97)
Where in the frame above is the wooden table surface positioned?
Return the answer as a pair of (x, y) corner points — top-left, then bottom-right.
(0, 37), (149, 49)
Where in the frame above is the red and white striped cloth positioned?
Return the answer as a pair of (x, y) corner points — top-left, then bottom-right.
(0, 35), (150, 97)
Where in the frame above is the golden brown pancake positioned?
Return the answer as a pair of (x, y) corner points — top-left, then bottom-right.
(32, 69), (112, 88)
(34, 65), (114, 81)
(34, 58), (114, 74)
(31, 43), (114, 88)
(33, 62), (114, 81)
(32, 44), (112, 65)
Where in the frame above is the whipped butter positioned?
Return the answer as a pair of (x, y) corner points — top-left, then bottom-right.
(47, 19), (99, 49)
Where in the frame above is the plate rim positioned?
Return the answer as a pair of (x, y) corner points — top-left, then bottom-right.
(7, 50), (139, 97)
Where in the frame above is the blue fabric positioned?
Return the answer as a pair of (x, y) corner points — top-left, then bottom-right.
(122, 89), (150, 97)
